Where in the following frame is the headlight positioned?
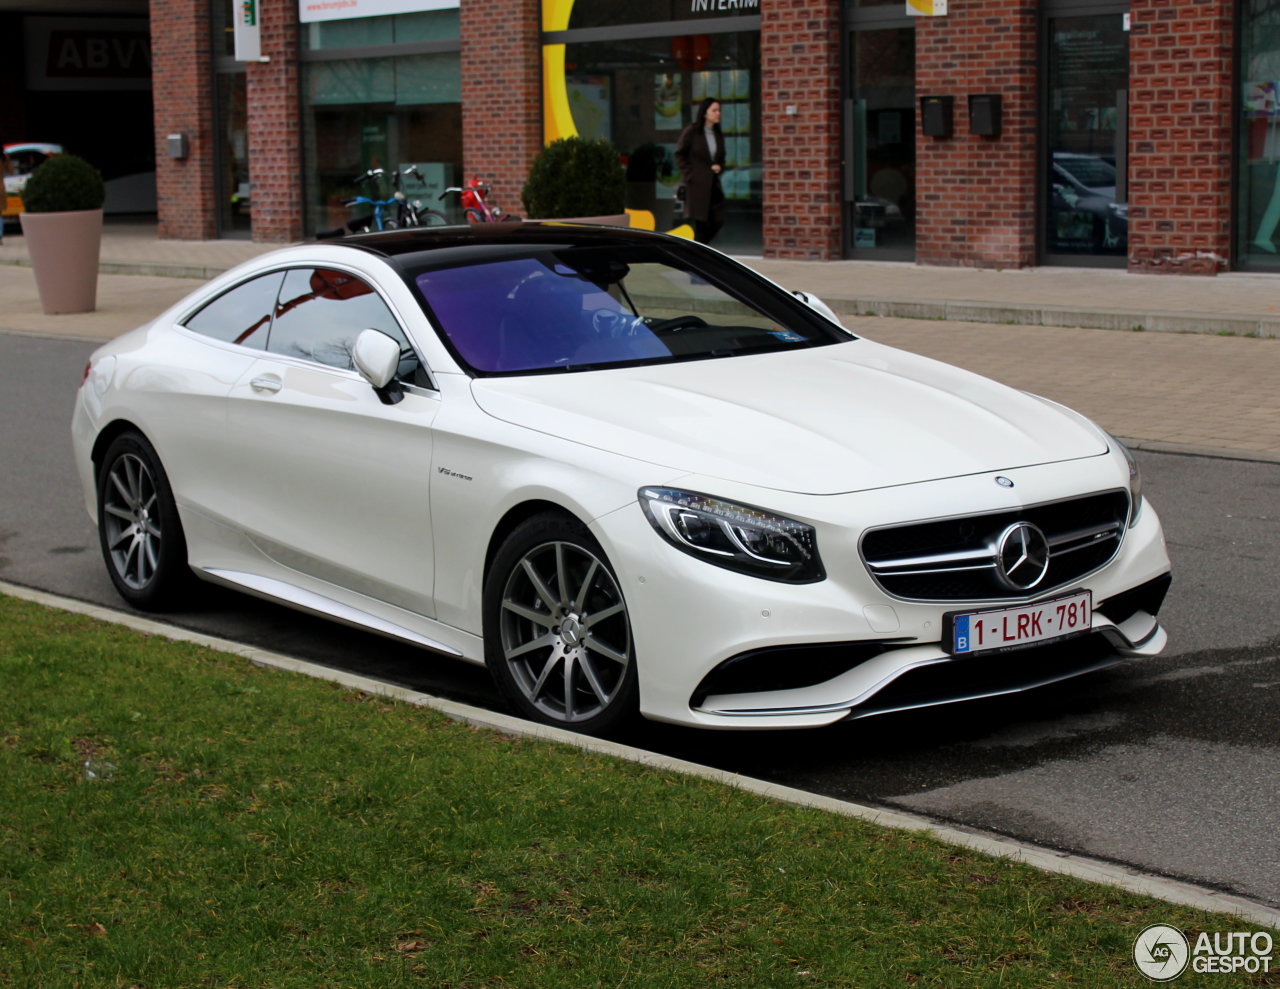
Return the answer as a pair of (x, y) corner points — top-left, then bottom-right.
(1110, 434), (1143, 526)
(638, 487), (824, 583)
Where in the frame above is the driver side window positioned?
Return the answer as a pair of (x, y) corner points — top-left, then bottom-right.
(269, 268), (423, 382)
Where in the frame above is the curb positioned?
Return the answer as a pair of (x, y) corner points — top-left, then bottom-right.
(1118, 435), (1280, 466)
(3, 577), (1277, 932)
(1, 256), (234, 281)
(829, 296), (1280, 339)
(6, 254), (1280, 338)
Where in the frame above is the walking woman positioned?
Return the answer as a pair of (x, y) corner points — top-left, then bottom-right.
(675, 97), (726, 244)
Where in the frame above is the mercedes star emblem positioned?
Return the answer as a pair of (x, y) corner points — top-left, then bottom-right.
(995, 522), (1051, 591)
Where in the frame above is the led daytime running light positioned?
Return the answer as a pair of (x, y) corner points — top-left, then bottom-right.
(639, 487), (824, 583)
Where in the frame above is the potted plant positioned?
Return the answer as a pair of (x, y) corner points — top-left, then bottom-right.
(19, 153), (106, 314)
(522, 137), (626, 224)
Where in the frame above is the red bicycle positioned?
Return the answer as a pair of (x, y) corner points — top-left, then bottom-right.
(440, 177), (509, 222)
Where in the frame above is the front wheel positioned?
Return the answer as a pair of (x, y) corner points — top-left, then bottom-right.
(483, 513), (638, 735)
(96, 431), (191, 610)
(414, 208), (450, 227)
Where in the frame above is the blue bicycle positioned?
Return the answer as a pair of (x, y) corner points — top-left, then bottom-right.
(343, 167), (447, 233)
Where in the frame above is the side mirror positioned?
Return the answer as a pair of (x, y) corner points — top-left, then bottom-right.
(352, 328), (404, 404)
(792, 290), (849, 333)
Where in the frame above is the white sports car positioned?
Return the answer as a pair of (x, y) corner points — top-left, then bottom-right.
(72, 224), (1171, 733)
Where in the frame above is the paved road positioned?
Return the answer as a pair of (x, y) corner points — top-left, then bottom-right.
(3, 330), (1278, 911)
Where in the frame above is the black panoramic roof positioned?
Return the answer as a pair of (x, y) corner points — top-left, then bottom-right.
(329, 220), (680, 262)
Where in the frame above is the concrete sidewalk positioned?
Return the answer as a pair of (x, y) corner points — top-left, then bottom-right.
(1, 222), (1276, 461)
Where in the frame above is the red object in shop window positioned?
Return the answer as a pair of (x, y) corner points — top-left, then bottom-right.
(670, 35), (710, 72)
(461, 177), (487, 212)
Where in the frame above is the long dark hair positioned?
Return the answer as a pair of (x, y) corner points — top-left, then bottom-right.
(694, 97), (721, 129)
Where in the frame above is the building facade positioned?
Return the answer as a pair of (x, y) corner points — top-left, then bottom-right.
(5, 0), (1279, 274)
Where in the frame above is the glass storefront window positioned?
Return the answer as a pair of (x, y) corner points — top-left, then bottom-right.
(1044, 14), (1129, 261)
(301, 14), (461, 236)
(555, 32), (761, 252)
(848, 26), (915, 257)
(304, 9), (459, 49)
(1239, 1), (1280, 268)
(559, 1), (759, 29)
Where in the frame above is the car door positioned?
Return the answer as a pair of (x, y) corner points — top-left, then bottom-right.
(158, 269), (282, 532)
(225, 265), (441, 618)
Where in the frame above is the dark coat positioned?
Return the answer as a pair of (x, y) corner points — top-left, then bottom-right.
(675, 122), (726, 222)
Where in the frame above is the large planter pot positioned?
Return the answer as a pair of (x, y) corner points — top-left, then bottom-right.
(19, 208), (103, 314)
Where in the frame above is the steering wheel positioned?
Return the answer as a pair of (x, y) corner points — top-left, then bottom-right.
(592, 309), (650, 339)
(646, 314), (708, 335)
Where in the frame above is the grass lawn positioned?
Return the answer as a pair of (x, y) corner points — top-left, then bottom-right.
(1, 593), (1275, 988)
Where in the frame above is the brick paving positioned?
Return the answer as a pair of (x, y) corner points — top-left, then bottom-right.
(1, 222), (1276, 462)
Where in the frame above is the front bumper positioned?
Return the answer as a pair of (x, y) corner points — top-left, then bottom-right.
(593, 458), (1172, 730)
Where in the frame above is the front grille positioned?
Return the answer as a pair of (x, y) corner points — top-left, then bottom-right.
(861, 490), (1130, 602)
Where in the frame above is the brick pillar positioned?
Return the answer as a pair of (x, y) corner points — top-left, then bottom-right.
(761, 0), (842, 260)
(914, 1), (1038, 268)
(246, 0), (303, 243)
(1127, 0), (1233, 274)
(461, 0), (542, 217)
(151, 0), (218, 240)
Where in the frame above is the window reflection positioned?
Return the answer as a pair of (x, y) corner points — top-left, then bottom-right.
(184, 271), (282, 348)
(1045, 15), (1128, 258)
(270, 268), (417, 378)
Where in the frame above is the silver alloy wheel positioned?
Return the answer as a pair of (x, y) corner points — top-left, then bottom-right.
(101, 452), (162, 591)
(497, 539), (632, 724)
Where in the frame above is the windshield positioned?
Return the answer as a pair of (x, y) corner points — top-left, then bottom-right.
(411, 245), (847, 375)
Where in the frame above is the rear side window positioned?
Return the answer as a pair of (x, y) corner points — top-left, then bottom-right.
(183, 271), (283, 349)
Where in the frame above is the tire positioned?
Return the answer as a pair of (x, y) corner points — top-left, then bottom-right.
(96, 431), (191, 610)
(416, 208), (449, 227)
(483, 513), (638, 735)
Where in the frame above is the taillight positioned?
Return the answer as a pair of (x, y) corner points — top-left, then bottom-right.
(81, 362), (92, 386)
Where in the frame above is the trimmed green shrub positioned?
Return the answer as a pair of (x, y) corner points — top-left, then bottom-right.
(522, 137), (625, 218)
(21, 153), (106, 213)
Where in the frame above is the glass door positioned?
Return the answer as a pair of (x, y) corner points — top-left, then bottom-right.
(215, 72), (251, 237)
(844, 26), (916, 259)
(1238, 0), (1280, 270)
(1042, 9), (1129, 264)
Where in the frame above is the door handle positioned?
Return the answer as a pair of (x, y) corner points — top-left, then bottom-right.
(250, 376), (282, 394)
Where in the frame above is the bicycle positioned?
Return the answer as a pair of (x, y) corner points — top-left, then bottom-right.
(440, 177), (509, 223)
(397, 165), (450, 228)
(344, 167), (448, 233)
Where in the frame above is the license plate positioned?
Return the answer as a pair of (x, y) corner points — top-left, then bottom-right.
(947, 590), (1092, 657)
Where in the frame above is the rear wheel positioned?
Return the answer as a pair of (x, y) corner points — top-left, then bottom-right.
(484, 513), (637, 735)
(96, 431), (191, 610)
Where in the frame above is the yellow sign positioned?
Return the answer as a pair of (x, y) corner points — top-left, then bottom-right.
(906, 0), (947, 15)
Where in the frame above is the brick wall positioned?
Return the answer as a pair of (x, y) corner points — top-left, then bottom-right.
(460, 0), (542, 217)
(760, 0), (842, 260)
(246, 0), (303, 243)
(151, 0), (217, 240)
(914, 1), (1038, 268)
(1127, 0), (1233, 274)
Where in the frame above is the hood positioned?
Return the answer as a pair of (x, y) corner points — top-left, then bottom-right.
(470, 340), (1107, 495)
